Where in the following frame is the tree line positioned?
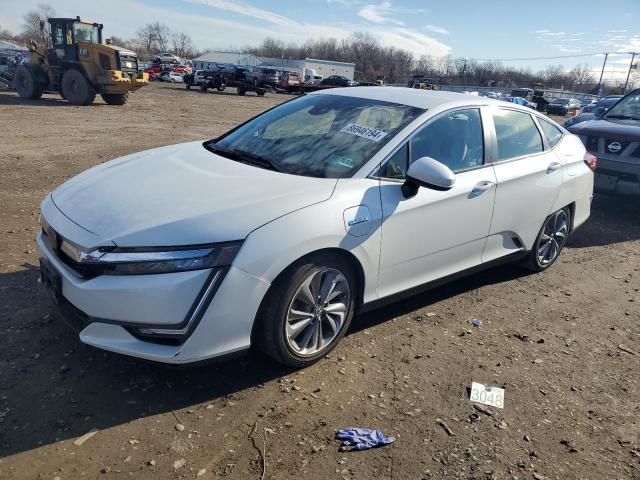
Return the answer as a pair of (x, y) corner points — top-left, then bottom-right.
(2, 3), (635, 94)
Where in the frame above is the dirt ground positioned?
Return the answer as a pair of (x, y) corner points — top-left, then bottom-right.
(0, 82), (638, 480)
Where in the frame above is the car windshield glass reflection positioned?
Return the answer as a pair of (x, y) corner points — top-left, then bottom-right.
(605, 92), (640, 121)
(207, 94), (424, 178)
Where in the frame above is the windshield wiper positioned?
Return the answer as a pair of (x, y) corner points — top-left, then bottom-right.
(205, 141), (283, 172)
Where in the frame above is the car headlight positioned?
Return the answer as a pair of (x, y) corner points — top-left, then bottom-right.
(63, 242), (242, 275)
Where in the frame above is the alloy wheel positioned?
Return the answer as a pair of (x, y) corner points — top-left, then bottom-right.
(537, 210), (569, 265)
(285, 268), (350, 357)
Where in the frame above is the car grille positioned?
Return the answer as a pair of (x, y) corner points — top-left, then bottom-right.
(585, 136), (598, 153)
(117, 52), (139, 78)
(41, 226), (96, 278)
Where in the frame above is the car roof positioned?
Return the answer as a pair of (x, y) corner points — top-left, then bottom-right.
(310, 86), (527, 112)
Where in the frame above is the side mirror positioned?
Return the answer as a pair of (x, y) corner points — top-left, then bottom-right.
(402, 156), (456, 197)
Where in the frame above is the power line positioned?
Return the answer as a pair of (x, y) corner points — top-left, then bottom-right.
(464, 51), (636, 62)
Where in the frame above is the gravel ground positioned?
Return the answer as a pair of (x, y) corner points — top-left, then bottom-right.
(0, 83), (638, 480)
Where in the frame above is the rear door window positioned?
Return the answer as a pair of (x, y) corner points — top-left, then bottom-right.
(493, 110), (543, 161)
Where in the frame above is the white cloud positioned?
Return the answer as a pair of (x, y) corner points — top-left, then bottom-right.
(358, 1), (404, 25)
(186, 0), (298, 27)
(378, 27), (451, 57)
(425, 24), (450, 35)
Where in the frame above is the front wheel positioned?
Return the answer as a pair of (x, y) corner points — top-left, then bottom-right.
(61, 69), (95, 105)
(101, 93), (129, 105)
(523, 207), (570, 272)
(253, 254), (356, 367)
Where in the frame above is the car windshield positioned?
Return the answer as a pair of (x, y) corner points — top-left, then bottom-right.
(554, 99), (570, 105)
(206, 94), (424, 178)
(604, 91), (640, 121)
(73, 23), (100, 43)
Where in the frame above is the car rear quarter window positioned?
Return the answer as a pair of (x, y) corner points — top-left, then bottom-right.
(493, 110), (543, 161)
(538, 118), (563, 149)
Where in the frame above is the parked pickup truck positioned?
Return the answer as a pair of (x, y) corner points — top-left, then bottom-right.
(183, 69), (204, 89)
(199, 70), (226, 92)
(568, 88), (640, 197)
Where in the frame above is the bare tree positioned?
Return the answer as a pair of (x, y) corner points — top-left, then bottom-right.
(171, 32), (193, 58)
(21, 3), (55, 45)
(135, 22), (171, 56)
(149, 22), (170, 52)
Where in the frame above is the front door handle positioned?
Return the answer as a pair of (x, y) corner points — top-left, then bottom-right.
(547, 162), (562, 173)
(470, 180), (495, 197)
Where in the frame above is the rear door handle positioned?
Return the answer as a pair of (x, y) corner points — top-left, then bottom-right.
(470, 180), (495, 197)
(547, 162), (562, 173)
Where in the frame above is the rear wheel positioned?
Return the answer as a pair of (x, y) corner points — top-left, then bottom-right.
(201, 84), (207, 92)
(61, 69), (95, 105)
(254, 253), (356, 367)
(101, 93), (129, 105)
(14, 65), (43, 99)
(237, 86), (246, 96)
(523, 207), (570, 272)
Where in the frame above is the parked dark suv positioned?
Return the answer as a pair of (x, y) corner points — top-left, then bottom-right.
(245, 66), (280, 88)
(568, 89), (640, 196)
(321, 75), (351, 87)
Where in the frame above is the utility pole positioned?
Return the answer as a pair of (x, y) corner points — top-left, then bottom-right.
(624, 52), (637, 93)
(597, 52), (608, 96)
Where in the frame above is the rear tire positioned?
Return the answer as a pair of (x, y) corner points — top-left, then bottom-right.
(61, 69), (95, 105)
(522, 207), (571, 272)
(14, 65), (43, 99)
(253, 253), (357, 367)
(101, 93), (129, 105)
(237, 86), (246, 96)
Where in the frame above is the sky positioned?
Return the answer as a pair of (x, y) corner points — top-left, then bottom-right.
(1, 0), (639, 80)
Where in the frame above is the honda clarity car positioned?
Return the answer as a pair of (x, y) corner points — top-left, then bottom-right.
(37, 88), (594, 367)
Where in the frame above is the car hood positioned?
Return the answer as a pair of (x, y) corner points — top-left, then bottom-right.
(567, 118), (640, 140)
(51, 142), (337, 247)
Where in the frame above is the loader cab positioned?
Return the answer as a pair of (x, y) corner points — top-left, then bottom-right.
(46, 17), (103, 62)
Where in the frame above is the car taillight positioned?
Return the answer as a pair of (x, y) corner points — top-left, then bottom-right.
(584, 152), (597, 171)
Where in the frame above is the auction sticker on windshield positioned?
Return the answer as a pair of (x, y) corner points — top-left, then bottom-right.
(470, 382), (504, 409)
(340, 123), (388, 142)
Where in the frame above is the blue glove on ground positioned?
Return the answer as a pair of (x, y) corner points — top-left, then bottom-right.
(335, 428), (395, 451)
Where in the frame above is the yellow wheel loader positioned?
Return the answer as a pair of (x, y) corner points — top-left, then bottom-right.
(14, 17), (148, 105)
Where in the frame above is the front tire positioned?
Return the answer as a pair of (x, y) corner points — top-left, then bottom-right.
(61, 69), (95, 105)
(101, 93), (129, 105)
(523, 207), (570, 272)
(254, 253), (357, 367)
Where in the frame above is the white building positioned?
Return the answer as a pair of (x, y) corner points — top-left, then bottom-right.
(190, 51), (262, 70)
(259, 57), (355, 81)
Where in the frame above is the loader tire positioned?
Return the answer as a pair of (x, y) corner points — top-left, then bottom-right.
(14, 66), (43, 100)
(61, 69), (96, 105)
(101, 93), (129, 105)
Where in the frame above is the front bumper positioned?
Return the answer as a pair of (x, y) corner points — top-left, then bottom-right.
(37, 232), (271, 364)
(97, 71), (149, 93)
(594, 157), (640, 197)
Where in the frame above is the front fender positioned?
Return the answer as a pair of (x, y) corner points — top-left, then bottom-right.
(233, 179), (382, 304)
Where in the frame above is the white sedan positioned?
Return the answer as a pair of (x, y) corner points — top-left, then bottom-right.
(37, 88), (594, 367)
